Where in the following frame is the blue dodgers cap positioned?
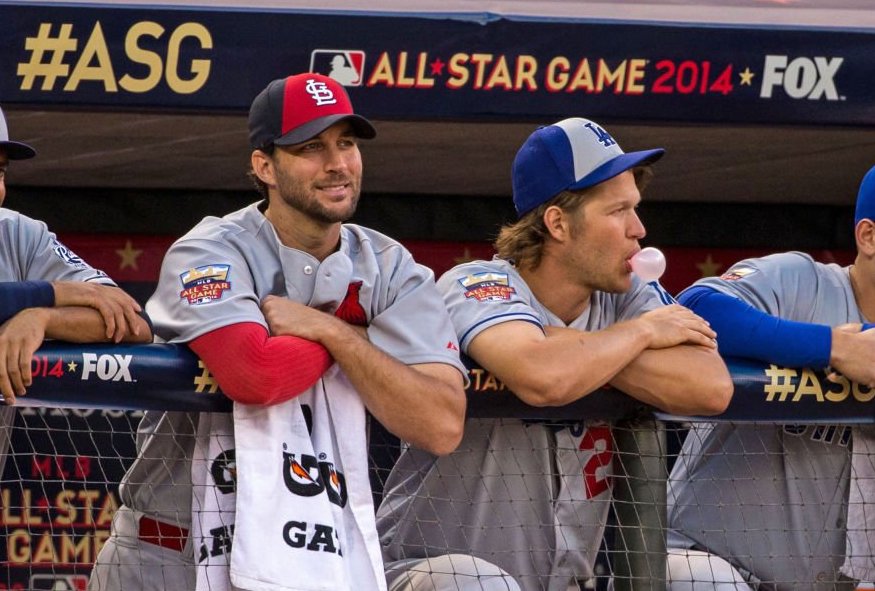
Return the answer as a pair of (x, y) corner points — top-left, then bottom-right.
(0, 106), (35, 160)
(854, 165), (875, 225)
(512, 117), (664, 218)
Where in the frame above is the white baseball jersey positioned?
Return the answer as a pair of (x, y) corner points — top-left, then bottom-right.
(668, 251), (858, 589)
(92, 201), (465, 590)
(377, 257), (664, 591)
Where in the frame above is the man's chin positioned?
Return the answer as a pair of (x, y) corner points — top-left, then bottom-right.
(316, 203), (358, 224)
(609, 275), (634, 294)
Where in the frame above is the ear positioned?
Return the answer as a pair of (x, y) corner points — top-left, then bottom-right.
(543, 205), (571, 242)
(856, 219), (875, 257)
(250, 150), (276, 187)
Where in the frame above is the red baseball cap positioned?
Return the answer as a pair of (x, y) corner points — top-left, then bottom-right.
(248, 73), (376, 149)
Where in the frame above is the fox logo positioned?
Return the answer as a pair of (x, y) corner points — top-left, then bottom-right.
(760, 55), (843, 100)
(81, 353), (133, 381)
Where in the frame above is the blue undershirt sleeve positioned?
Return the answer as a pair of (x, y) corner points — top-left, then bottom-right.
(0, 281), (55, 325)
(678, 285), (832, 368)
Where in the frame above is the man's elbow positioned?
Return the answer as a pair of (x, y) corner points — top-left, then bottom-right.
(423, 424), (464, 457)
(412, 415), (464, 456)
(417, 390), (466, 456)
(686, 374), (734, 416)
(513, 375), (593, 407)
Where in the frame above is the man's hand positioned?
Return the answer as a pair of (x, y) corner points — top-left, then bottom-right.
(52, 282), (143, 342)
(828, 323), (875, 387)
(636, 304), (718, 350)
(0, 308), (49, 404)
(261, 295), (357, 345)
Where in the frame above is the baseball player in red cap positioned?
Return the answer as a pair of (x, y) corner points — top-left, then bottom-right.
(89, 74), (466, 591)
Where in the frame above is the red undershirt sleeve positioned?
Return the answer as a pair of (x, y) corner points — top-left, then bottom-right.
(189, 322), (334, 406)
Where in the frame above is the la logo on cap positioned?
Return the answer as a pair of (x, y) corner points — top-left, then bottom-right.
(305, 79), (337, 106)
(584, 121), (617, 148)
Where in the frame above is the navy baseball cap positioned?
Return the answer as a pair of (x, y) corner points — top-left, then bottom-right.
(248, 73), (376, 150)
(0, 106), (36, 160)
(854, 165), (875, 225)
(512, 117), (664, 218)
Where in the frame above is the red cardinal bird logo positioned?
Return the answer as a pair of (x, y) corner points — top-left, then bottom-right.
(335, 281), (368, 326)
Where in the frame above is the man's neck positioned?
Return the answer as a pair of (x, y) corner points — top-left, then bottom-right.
(263, 204), (341, 262)
(850, 257), (875, 322)
(518, 259), (592, 325)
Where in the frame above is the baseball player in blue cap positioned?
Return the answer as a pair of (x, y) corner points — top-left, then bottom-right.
(376, 117), (733, 590)
(667, 165), (875, 589)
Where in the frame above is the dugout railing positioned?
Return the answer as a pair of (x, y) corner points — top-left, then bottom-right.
(2, 342), (869, 590)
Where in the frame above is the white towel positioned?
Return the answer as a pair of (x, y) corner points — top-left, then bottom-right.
(191, 411), (237, 590)
(190, 368), (386, 591)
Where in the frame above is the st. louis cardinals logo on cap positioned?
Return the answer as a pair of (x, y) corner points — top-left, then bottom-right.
(303, 79), (337, 106)
(248, 73), (376, 149)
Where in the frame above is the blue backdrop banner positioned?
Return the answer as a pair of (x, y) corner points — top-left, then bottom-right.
(1, 4), (873, 125)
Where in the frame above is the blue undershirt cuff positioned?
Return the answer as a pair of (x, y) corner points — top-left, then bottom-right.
(678, 285), (831, 368)
(0, 280), (55, 324)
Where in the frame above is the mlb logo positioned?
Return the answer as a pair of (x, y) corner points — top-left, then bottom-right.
(30, 574), (88, 590)
(310, 50), (366, 86)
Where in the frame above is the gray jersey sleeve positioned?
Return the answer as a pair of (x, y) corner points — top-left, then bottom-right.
(366, 248), (465, 373)
(687, 251), (822, 319)
(615, 275), (666, 322)
(145, 237), (265, 344)
(0, 211), (113, 284)
(436, 261), (544, 351)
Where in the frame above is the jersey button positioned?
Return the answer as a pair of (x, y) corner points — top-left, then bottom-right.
(303, 265), (314, 275)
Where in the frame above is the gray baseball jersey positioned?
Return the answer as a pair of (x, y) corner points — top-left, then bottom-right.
(101, 201), (465, 569)
(0, 209), (114, 462)
(377, 257), (664, 591)
(668, 251), (857, 589)
(0, 209), (113, 284)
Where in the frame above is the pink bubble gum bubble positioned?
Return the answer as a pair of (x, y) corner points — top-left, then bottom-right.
(631, 247), (666, 283)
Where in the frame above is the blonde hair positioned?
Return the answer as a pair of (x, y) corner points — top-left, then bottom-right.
(495, 165), (654, 271)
